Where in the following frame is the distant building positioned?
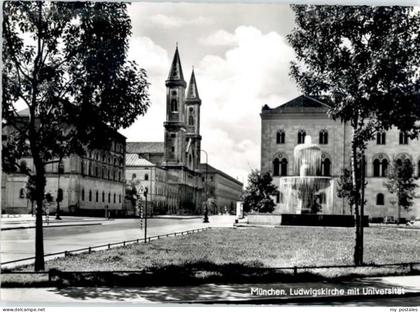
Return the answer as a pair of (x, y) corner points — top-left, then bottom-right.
(260, 95), (420, 221)
(2, 109), (126, 216)
(125, 46), (243, 215)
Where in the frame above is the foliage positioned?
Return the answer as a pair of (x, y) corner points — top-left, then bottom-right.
(2, 1), (150, 270)
(385, 158), (418, 212)
(241, 170), (278, 213)
(288, 5), (420, 265)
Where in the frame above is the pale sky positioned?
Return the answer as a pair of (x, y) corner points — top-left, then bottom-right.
(120, 2), (301, 184)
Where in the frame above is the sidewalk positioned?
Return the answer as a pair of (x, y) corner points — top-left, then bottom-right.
(1, 214), (110, 230)
(1, 275), (420, 304)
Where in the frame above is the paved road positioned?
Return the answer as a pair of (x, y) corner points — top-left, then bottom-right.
(1, 215), (234, 266)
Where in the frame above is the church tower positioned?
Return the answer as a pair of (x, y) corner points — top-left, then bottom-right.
(185, 68), (202, 170)
(163, 46), (187, 166)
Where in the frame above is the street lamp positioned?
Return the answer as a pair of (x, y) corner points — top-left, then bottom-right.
(200, 149), (209, 223)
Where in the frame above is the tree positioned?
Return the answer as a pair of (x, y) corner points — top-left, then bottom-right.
(288, 5), (420, 265)
(242, 170), (278, 213)
(2, 2), (150, 271)
(384, 158), (418, 223)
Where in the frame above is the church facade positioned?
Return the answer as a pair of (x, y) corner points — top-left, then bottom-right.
(261, 95), (420, 221)
(125, 47), (243, 215)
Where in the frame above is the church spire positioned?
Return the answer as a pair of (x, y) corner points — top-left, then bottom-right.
(166, 45), (185, 85)
(186, 68), (200, 102)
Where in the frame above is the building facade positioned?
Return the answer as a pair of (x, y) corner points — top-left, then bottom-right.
(2, 110), (126, 216)
(260, 95), (420, 221)
(125, 46), (243, 215)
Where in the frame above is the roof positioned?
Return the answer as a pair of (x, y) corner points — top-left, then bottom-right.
(167, 46), (185, 82)
(198, 163), (243, 186)
(186, 69), (200, 101)
(126, 142), (164, 154)
(125, 153), (155, 167)
(262, 95), (330, 114)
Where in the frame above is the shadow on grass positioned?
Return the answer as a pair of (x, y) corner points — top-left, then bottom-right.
(4, 261), (420, 289)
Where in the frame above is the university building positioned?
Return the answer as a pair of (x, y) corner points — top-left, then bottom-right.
(125, 46), (243, 215)
(260, 95), (420, 221)
(2, 109), (126, 216)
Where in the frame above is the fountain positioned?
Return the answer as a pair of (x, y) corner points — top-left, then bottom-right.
(279, 135), (334, 215)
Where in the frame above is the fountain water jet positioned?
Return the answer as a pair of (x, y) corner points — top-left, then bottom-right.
(278, 135), (334, 214)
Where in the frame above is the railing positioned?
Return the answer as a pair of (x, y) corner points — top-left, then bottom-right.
(1, 227), (211, 268)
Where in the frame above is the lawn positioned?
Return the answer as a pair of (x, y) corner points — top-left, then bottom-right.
(17, 226), (420, 271)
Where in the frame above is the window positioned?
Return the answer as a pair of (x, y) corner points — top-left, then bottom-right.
(19, 188), (25, 199)
(89, 163), (92, 176)
(319, 192), (326, 204)
(321, 158), (331, 176)
(82, 189), (85, 201)
(189, 115), (194, 126)
(113, 193), (116, 203)
(145, 174), (149, 181)
(297, 130), (306, 144)
(95, 166), (98, 177)
(89, 190), (92, 202)
(399, 131), (409, 144)
(273, 158), (280, 176)
(276, 130), (285, 144)
(280, 158), (288, 176)
(376, 131), (386, 145)
(171, 146), (175, 152)
(319, 130), (328, 145)
(376, 193), (384, 205)
(276, 192), (280, 203)
(19, 161), (27, 173)
(119, 194), (121, 203)
(132, 173), (136, 180)
(171, 99), (178, 112)
(81, 161), (85, 175)
(373, 158), (388, 177)
(102, 191), (105, 202)
(108, 193), (111, 203)
(96, 190), (98, 202)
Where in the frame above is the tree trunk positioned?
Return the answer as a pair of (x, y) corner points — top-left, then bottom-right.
(351, 136), (362, 265)
(33, 159), (46, 271)
(359, 153), (366, 265)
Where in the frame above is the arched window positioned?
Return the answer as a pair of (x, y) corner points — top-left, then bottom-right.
(280, 158), (288, 176)
(381, 159), (388, 177)
(171, 99), (178, 112)
(297, 130), (306, 144)
(189, 115), (194, 126)
(399, 131), (409, 145)
(273, 158), (280, 176)
(81, 189), (85, 201)
(276, 130), (285, 144)
(89, 190), (92, 202)
(376, 131), (386, 145)
(145, 173), (149, 181)
(19, 188), (25, 199)
(322, 158), (331, 176)
(373, 159), (381, 177)
(376, 193), (384, 205)
(319, 130), (328, 145)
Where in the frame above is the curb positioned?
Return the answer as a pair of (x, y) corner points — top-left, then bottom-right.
(2, 222), (103, 231)
(178, 291), (420, 305)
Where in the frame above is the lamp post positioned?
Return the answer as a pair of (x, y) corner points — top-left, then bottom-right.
(200, 149), (209, 223)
